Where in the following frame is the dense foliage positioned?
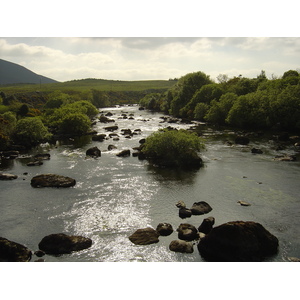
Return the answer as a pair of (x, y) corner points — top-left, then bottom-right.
(140, 69), (300, 132)
(0, 91), (99, 149)
(142, 129), (204, 168)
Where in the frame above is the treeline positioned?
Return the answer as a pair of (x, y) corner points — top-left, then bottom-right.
(0, 90), (99, 149)
(139, 70), (300, 132)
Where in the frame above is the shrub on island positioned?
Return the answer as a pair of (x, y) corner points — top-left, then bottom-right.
(141, 128), (204, 169)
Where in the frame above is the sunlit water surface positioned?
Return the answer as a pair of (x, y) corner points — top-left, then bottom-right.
(1, 105), (300, 262)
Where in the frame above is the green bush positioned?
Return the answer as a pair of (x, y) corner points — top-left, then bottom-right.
(59, 113), (91, 135)
(142, 129), (204, 168)
(14, 117), (52, 147)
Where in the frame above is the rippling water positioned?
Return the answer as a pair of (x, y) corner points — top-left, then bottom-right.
(1, 105), (300, 262)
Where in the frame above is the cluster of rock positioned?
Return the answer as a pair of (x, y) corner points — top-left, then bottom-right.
(128, 199), (279, 261)
(0, 233), (92, 262)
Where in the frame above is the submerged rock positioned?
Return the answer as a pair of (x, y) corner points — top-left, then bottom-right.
(31, 174), (76, 188)
(190, 201), (212, 215)
(0, 237), (32, 262)
(156, 223), (173, 236)
(177, 223), (199, 241)
(0, 173), (18, 180)
(38, 233), (92, 255)
(197, 221), (279, 262)
(251, 148), (263, 154)
(169, 240), (194, 253)
(274, 155), (297, 161)
(27, 160), (43, 166)
(128, 227), (159, 245)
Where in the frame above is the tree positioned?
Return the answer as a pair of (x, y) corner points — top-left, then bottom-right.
(14, 117), (51, 147)
(59, 113), (91, 136)
(169, 71), (212, 117)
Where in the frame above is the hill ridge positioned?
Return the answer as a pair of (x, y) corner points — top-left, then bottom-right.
(0, 58), (58, 85)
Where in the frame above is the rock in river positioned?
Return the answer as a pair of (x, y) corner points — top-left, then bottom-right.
(156, 223), (173, 236)
(0, 237), (32, 262)
(169, 240), (194, 253)
(128, 227), (159, 245)
(177, 223), (199, 241)
(31, 174), (76, 188)
(197, 221), (279, 261)
(86, 146), (101, 157)
(38, 233), (92, 255)
(0, 173), (18, 180)
(198, 217), (215, 234)
(190, 201), (212, 215)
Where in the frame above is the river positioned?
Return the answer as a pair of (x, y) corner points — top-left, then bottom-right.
(1, 104), (300, 262)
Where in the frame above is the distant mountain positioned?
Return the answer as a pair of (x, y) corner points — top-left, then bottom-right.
(0, 58), (59, 85)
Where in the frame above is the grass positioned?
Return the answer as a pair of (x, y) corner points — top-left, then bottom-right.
(0, 78), (177, 94)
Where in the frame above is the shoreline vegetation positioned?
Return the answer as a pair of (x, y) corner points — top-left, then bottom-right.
(1, 69), (300, 151)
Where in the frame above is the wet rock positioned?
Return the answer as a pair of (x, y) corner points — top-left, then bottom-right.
(176, 201), (192, 219)
(235, 136), (250, 145)
(251, 148), (263, 154)
(86, 146), (101, 157)
(0, 150), (19, 159)
(92, 134), (107, 141)
(116, 149), (131, 157)
(156, 223), (173, 236)
(274, 155), (296, 161)
(31, 174), (76, 188)
(169, 240), (194, 253)
(190, 201), (212, 215)
(108, 144), (117, 151)
(0, 173), (18, 180)
(34, 250), (45, 257)
(287, 257), (300, 262)
(128, 227), (159, 245)
(198, 217), (215, 234)
(238, 200), (251, 206)
(197, 221), (279, 262)
(99, 115), (115, 123)
(104, 125), (118, 132)
(0, 237), (32, 262)
(27, 160), (43, 166)
(34, 153), (50, 160)
(177, 223), (199, 241)
(38, 233), (92, 255)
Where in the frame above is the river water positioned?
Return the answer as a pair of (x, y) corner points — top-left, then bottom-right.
(1, 105), (300, 262)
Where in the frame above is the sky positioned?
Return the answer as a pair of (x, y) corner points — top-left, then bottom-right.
(1, 1), (299, 83)
(1, 37), (299, 82)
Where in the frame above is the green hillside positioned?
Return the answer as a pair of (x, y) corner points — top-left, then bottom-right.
(0, 78), (177, 93)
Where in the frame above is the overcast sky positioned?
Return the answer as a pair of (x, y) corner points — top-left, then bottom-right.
(1, 2), (299, 82)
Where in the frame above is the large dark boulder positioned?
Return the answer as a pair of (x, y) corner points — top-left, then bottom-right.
(0, 237), (32, 262)
(86, 146), (101, 157)
(128, 227), (159, 245)
(197, 221), (279, 262)
(0, 173), (18, 180)
(31, 174), (76, 188)
(169, 240), (194, 253)
(156, 223), (173, 236)
(190, 201), (212, 215)
(104, 125), (118, 132)
(38, 233), (92, 255)
(177, 223), (199, 241)
(198, 217), (215, 234)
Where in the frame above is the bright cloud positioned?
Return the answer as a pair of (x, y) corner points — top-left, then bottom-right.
(0, 37), (299, 82)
